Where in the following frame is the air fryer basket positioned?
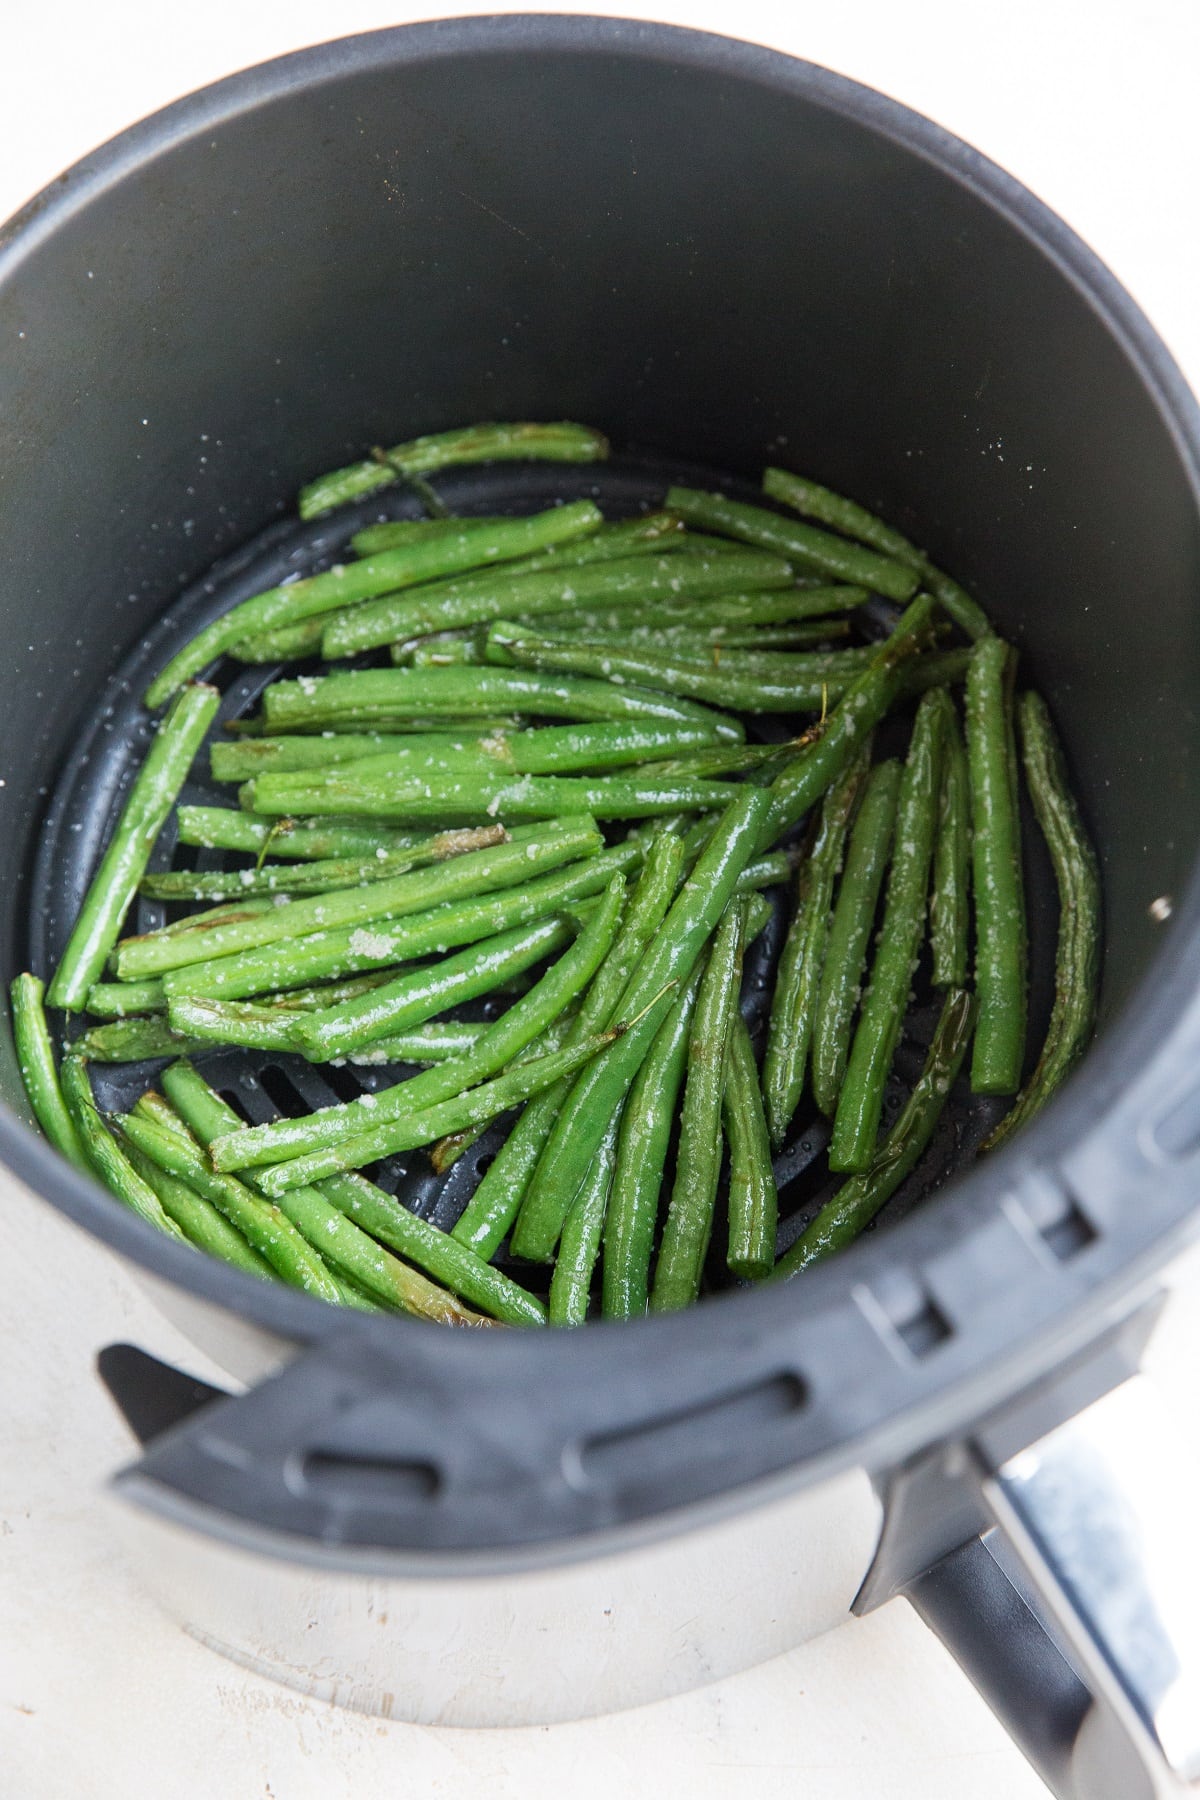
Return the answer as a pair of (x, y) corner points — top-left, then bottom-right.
(2, 16), (1200, 1793)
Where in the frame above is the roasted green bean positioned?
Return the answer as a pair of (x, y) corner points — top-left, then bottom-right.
(982, 693), (1100, 1151)
(322, 548), (794, 659)
(810, 760), (902, 1117)
(774, 989), (975, 1277)
(964, 636), (1027, 1093)
(930, 705), (972, 988)
(48, 683), (220, 1009)
(60, 1057), (184, 1238)
(601, 961), (703, 1319)
(118, 817), (600, 980)
(452, 830), (684, 1259)
(829, 689), (946, 1171)
(298, 420), (610, 519)
(664, 486), (919, 601)
(650, 899), (746, 1311)
(724, 1014), (779, 1282)
(145, 503), (603, 707)
(512, 789), (769, 1263)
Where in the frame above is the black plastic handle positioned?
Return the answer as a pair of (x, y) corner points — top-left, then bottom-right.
(908, 1532), (1091, 1800)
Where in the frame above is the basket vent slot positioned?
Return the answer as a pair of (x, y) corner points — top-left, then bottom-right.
(579, 1371), (806, 1488)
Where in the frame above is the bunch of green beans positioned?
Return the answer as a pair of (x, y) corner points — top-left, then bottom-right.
(12, 419), (1100, 1325)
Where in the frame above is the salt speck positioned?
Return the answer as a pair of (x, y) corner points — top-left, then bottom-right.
(349, 928), (393, 958)
(359, 1093), (377, 1109)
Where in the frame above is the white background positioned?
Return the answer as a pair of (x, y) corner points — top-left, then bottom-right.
(2, 4), (1200, 1797)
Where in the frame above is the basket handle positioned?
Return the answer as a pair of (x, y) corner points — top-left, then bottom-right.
(910, 1375), (1200, 1800)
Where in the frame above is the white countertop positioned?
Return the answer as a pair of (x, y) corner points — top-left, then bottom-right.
(2, 5), (1199, 1796)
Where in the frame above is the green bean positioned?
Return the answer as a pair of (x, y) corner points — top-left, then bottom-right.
(297, 421), (610, 519)
(227, 617), (332, 663)
(982, 693), (1101, 1152)
(210, 732), (491, 783)
(48, 683), (220, 1009)
(246, 767), (740, 825)
(548, 1113), (620, 1326)
(120, 1101), (344, 1299)
(110, 900), (279, 978)
(317, 1171), (545, 1325)
(756, 594), (937, 850)
(73, 1015), (208, 1062)
(85, 979), (170, 1017)
(147, 969), (402, 1039)
(724, 1014), (778, 1281)
(511, 787), (769, 1262)
(245, 722), (732, 800)
(322, 549), (794, 659)
(262, 666), (744, 740)
(160, 840), (640, 1004)
(175, 806), (423, 861)
(295, 903), (591, 1063)
(648, 899), (746, 1311)
(762, 468), (927, 565)
(664, 487), (919, 601)
(811, 760), (902, 1116)
(350, 515), (509, 556)
(120, 1140), (273, 1279)
(254, 1032), (618, 1195)
(139, 824), (509, 903)
(762, 467), (991, 642)
(829, 689), (947, 1171)
(452, 831), (684, 1259)
(59, 1057), (184, 1237)
(159, 1063), (492, 1324)
(774, 989), (975, 1277)
(565, 619), (852, 654)
(918, 570), (993, 645)
(117, 817), (599, 980)
(217, 881), (622, 1168)
(763, 747), (870, 1148)
(10, 974), (88, 1168)
(648, 744), (778, 782)
(129, 1091), (373, 1305)
(601, 961), (703, 1319)
(964, 636), (1027, 1093)
(485, 622), (874, 712)
(535, 585), (867, 638)
(930, 705), (971, 988)
(144, 504), (603, 708)
(406, 511), (690, 583)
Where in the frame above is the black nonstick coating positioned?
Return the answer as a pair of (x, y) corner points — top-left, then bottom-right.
(29, 455), (1051, 1307)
